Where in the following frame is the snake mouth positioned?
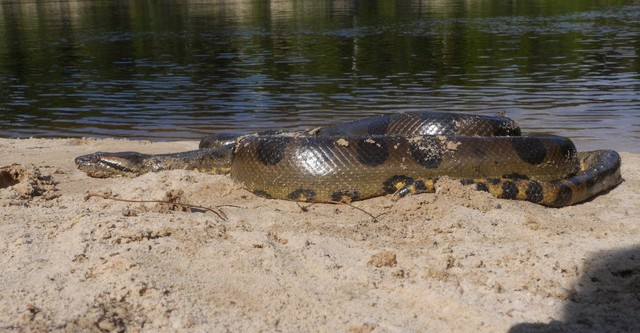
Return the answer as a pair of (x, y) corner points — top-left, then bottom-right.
(75, 152), (143, 177)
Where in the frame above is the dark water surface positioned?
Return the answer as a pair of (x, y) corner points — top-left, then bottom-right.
(1, 0), (639, 152)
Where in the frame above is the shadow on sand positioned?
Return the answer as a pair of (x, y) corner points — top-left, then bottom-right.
(509, 246), (640, 333)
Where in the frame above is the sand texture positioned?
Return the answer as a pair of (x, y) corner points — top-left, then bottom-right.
(1, 138), (639, 332)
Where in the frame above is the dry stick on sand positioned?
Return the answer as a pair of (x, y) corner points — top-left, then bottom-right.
(296, 201), (386, 222)
(84, 192), (230, 221)
(86, 192), (382, 223)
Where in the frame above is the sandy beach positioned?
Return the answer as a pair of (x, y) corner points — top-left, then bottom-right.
(1, 137), (639, 332)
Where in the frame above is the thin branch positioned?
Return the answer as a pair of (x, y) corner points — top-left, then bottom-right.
(85, 192), (228, 221)
(295, 200), (384, 222)
(329, 200), (385, 222)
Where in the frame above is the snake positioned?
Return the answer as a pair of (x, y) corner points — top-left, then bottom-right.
(75, 112), (622, 207)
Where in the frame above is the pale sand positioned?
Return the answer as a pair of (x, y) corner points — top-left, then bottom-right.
(1, 138), (639, 332)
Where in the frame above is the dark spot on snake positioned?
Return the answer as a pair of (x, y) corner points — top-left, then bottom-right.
(476, 182), (489, 192)
(525, 181), (544, 203)
(252, 190), (274, 199)
(256, 137), (287, 165)
(502, 173), (529, 180)
(499, 181), (518, 199)
(511, 138), (547, 165)
(409, 138), (443, 169)
(383, 175), (414, 194)
(552, 183), (573, 207)
(331, 190), (361, 203)
(414, 180), (427, 191)
(488, 178), (501, 185)
(288, 189), (316, 202)
(460, 178), (475, 185)
(356, 138), (389, 167)
(508, 127), (522, 136)
(493, 119), (522, 136)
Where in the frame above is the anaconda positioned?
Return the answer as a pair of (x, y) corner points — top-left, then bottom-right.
(75, 112), (622, 207)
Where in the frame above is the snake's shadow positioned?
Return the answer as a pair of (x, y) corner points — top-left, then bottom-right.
(509, 246), (640, 333)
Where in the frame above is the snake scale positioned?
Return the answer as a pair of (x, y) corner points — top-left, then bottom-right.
(75, 112), (622, 207)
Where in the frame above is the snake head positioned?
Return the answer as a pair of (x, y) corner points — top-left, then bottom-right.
(75, 151), (149, 178)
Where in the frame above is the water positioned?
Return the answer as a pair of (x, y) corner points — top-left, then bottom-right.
(1, 0), (639, 152)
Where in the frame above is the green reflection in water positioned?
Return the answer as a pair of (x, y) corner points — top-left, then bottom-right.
(0, 0), (639, 151)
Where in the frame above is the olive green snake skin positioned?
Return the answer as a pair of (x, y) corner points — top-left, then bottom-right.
(75, 112), (622, 207)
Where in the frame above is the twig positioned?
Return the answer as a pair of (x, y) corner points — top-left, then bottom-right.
(329, 200), (386, 222)
(295, 200), (384, 222)
(85, 192), (228, 221)
(295, 201), (315, 212)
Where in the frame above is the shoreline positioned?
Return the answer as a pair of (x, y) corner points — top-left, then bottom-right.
(1, 138), (639, 332)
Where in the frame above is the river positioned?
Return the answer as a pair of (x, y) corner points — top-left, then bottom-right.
(1, 0), (639, 152)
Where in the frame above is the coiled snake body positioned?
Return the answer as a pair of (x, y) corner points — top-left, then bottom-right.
(75, 112), (622, 207)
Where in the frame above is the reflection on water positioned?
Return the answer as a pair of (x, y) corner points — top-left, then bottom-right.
(0, 0), (639, 152)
